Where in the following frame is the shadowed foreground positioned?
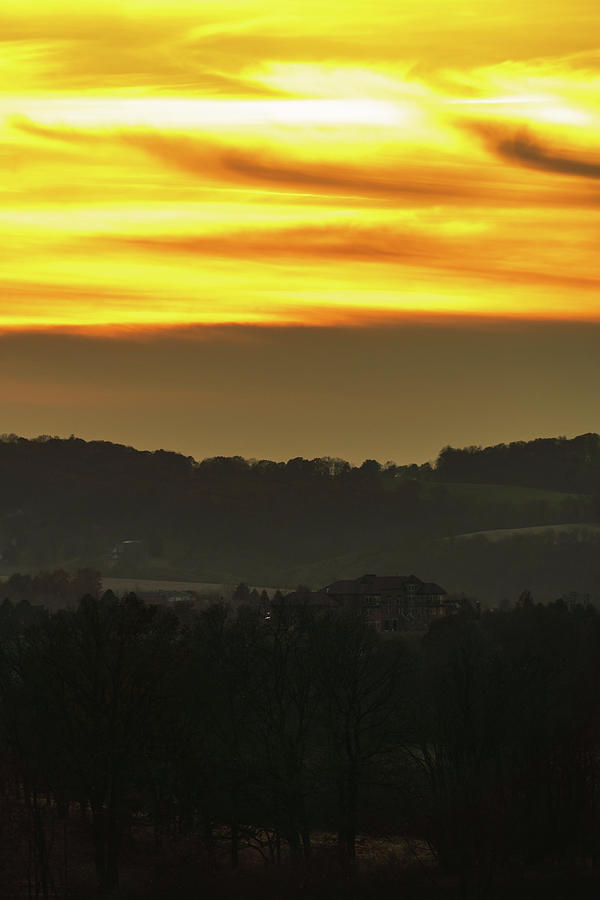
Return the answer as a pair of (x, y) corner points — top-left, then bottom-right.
(1, 591), (600, 898)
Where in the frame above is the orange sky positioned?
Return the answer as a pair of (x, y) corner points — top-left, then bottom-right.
(2, 0), (600, 328)
(0, 1), (599, 463)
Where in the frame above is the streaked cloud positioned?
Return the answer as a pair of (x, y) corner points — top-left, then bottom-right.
(0, 0), (599, 329)
(486, 129), (600, 179)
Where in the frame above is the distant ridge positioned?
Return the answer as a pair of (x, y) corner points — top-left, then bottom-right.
(1, 430), (598, 492)
(0, 432), (597, 604)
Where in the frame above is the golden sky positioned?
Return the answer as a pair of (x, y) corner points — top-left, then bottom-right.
(2, 0), (600, 329)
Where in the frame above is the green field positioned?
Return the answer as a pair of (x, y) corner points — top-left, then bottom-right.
(426, 481), (585, 507)
(451, 522), (600, 542)
(102, 576), (291, 597)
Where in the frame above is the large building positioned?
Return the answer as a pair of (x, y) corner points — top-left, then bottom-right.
(322, 573), (449, 631)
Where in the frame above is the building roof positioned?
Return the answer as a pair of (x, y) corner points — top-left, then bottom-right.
(418, 581), (447, 596)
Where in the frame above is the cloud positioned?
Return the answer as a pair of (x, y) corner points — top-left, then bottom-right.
(120, 130), (423, 198)
(11, 116), (485, 202)
(471, 123), (600, 179)
(496, 134), (600, 179)
(99, 223), (600, 295)
(103, 224), (438, 264)
(12, 114), (600, 211)
(11, 116), (101, 145)
(0, 8), (292, 95)
(30, 122), (518, 205)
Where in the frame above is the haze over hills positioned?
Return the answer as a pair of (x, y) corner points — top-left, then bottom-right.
(0, 432), (598, 605)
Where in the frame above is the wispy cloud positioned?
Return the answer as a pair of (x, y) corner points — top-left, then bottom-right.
(491, 130), (600, 179)
(11, 116), (593, 210)
(2, 1), (600, 330)
(101, 222), (600, 294)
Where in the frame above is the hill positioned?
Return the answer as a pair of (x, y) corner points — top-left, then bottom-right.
(451, 522), (600, 542)
(433, 433), (600, 493)
(0, 432), (598, 603)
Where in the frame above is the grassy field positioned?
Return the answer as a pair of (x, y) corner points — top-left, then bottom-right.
(427, 481), (584, 507)
(103, 576), (230, 595)
(102, 576), (292, 598)
(451, 522), (600, 542)
(0, 574), (291, 600)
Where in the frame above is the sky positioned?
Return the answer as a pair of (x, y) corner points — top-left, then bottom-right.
(1, 0), (599, 462)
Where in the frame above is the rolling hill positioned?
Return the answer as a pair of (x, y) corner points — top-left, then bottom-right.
(0, 432), (598, 604)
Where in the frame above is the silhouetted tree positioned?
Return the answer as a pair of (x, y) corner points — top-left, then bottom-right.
(315, 612), (405, 865)
(27, 592), (179, 892)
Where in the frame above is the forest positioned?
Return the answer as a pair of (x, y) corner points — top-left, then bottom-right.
(0, 433), (599, 604)
(1, 590), (599, 898)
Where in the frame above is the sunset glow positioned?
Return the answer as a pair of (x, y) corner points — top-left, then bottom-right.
(2, 1), (600, 329)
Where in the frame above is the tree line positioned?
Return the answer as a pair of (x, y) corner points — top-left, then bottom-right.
(1, 591), (600, 898)
(434, 433), (600, 494)
(3, 431), (598, 492)
(0, 434), (595, 587)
